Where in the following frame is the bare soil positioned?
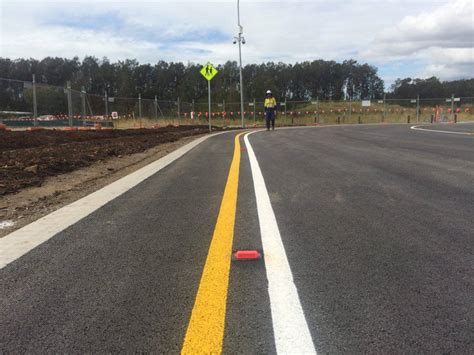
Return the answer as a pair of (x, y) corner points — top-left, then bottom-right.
(0, 126), (211, 195)
(0, 126), (212, 237)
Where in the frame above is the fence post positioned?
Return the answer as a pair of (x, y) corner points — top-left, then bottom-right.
(67, 81), (73, 127)
(177, 97), (181, 118)
(316, 97), (320, 123)
(104, 90), (108, 117)
(253, 98), (256, 126)
(383, 93), (386, 122)
(138, 93), (142, 118)
(416, 95), (420, 123)
(349, 96), (352, 122)
(81, 86), (86, 117)
(32, 74), (38, 127)
(154, 95), (158, 119)
(192, 99), (195, 113)
(451, 93), (454, 121)
(358, 116), (361, 124)
(284, 97), (287, 125)
(223, 99), (225, 113)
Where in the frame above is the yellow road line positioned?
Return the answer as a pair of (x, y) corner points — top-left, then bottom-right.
(181, 133), (244, 354)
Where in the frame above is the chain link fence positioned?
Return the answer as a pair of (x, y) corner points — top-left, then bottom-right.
(1, 76), (473, 128)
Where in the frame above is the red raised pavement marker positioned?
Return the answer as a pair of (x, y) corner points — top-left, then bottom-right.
(232, 249), (262, 261)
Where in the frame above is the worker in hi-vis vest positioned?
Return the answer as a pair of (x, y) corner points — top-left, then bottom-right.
(264, 90), (277, 131)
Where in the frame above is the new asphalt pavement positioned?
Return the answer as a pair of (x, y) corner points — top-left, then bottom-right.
(1, 123), (473, 353)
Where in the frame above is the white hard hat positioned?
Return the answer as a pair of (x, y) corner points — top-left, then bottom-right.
(266, 90), (272, 94)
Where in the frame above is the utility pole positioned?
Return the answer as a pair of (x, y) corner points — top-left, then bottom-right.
(235, 0), (246, 128)
(32, 74), (38, 127)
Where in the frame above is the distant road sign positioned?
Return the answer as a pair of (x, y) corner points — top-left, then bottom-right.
(362, 100), (371, 107)
(111, 111), (118, 119)
(249, 102), (254, 106)
(200, 62), (218, 81)
(311, 101), (318, 105)
(410, 99), (417, 103)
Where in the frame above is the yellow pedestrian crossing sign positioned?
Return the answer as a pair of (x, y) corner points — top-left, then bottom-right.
(200, 62), (218, 81)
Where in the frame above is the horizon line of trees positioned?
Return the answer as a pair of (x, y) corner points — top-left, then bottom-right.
(0, 57), (472, 107)
(1, 56), (384, 103)
(388, 77), (474, 100)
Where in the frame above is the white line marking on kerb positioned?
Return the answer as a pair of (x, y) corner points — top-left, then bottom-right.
(244, 131), (317, 354)
(411, 125), (473, 135)
(0, 133), (225, 270)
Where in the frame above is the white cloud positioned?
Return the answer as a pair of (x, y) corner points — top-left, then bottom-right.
(0, 0), (473, 84)
(361, 0), (474, 79)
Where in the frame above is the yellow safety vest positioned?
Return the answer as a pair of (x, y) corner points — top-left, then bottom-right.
(264, 97), (277, 108)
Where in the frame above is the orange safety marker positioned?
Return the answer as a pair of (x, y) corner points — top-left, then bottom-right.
(232, 249), (262, 261)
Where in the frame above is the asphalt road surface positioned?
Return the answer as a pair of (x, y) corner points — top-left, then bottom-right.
(1, 124), (473, 353)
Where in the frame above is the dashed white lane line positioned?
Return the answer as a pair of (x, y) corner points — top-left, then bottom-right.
(411, 125), (473, 135)
(244, 131), (317, 354)
(0, 132), (226, 270)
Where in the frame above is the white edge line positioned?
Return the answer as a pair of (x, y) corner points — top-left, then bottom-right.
(244, 131), (317, 354)
(0, 131), (229, 269)
(410, 125), (473, 135)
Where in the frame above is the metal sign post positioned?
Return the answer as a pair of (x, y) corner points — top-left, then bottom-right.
(208, 80), (211, 132)
(200, 62), (219, 133)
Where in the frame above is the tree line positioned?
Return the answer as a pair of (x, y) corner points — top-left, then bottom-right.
(388, 77), (474, 99)
(1, 57), (472, 114)
(0, 57), (384, 103)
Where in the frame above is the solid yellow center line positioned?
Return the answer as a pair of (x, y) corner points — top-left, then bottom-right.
(181, 133), (244, 354)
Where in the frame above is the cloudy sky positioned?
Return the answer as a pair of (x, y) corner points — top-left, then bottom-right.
(0, 0), (473, 88)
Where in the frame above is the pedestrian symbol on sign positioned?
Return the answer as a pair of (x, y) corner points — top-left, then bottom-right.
(200, 63), (218, 81)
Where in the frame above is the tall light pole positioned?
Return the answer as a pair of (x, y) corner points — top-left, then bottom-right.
(234, 0), (245, 128)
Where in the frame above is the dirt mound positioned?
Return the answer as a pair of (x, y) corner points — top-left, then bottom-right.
(0, 126), (211, 195)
